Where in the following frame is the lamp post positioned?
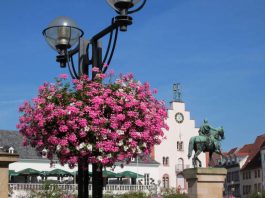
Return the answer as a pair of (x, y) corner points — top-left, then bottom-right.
(42, 1), (146, 198)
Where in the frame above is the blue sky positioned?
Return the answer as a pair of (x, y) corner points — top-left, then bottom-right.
(0, 0), (264, 151)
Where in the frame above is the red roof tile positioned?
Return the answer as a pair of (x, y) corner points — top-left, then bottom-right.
(241, 134), (265, 170)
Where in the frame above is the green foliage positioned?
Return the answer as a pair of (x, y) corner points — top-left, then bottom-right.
(103, 192), (149, 198)
(249, 191), (265, 198)
(161, 188), (188, 198)
(102, 190), (187, 198)
(29, 181), (77, 198)
(28, 185), (187, 198)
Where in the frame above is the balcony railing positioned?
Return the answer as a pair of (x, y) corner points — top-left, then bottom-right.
(9, 183), (152, 194)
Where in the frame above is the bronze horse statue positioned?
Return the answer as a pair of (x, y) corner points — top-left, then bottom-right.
(188, 126), (224, 167)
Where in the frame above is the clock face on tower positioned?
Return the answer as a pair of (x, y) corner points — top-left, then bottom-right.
(175, 112), (184, 124)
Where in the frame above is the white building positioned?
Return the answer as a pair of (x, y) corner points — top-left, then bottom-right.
(154, 86), (206, 191)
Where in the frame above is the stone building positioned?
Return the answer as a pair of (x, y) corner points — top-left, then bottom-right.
(217, 134), (265, 198)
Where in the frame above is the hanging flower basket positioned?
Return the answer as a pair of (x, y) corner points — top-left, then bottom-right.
(17, 72), (168, 168)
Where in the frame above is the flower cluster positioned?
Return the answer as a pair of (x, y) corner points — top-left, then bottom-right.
(17, 72), (168, 168)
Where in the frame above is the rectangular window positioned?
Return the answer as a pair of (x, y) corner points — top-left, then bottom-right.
(234, 171), (239, 181)
(177, 141), (183, 151)
(258, 183), (261, 192)
(258, 169), (260, 178)
(227, 172), (231, 182)
(249, 185), (252, 194)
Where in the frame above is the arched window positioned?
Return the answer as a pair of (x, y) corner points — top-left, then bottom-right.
(177, 158), (184, 172)
(162, 174), (169, 188)
(162, 157), (165, 165)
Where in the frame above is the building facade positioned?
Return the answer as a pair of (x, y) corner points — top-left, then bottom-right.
(219, 135), (265, 198)
(154, 100), (206, 191)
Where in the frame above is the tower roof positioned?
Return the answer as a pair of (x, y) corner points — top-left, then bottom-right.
(173, 83), (183, 103)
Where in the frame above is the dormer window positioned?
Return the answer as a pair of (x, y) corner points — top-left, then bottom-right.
(8, 147), (15, 154)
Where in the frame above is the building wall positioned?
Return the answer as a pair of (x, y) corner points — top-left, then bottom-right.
(225, 166), (240, 197)
(9, 159), (160, 184)
(260, 149), (265, 190)
(240, 168), (262, 198)
(154, 101), (206, 190)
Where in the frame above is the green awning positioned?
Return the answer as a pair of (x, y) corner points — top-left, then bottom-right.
(116, 171), (144, 178)
(103, 170), (117, 178)
(9, 170), (19, 176)
(47, 169), (72, 176)
(72, 170), (116, 178)
(72, 171), (92, 176)
(40, 171), (50, 176)
(17, 168), (40, 175)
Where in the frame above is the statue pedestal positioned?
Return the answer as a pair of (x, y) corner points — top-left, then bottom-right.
(0, 152), (19, 198)
(183, 168), (227, 198)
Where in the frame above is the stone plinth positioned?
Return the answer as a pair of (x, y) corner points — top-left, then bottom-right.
(183, 168), (227, 198)
(0, 152), (19, 198)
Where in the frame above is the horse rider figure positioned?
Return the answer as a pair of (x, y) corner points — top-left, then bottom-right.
(198, 119), (219, 150)
(188, 119), (224, 167)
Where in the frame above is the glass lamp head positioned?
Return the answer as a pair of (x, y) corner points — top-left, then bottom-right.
(42, 16), (83, 52)
(106, 0), (141, 12)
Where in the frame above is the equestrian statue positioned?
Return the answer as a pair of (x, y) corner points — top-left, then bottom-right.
(188, 119), (225, 167)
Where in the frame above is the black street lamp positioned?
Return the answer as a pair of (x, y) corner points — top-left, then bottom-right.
(42, 1), (146, 198)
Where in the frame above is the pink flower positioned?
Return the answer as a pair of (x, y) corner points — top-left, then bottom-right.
(59, 74), (68, 79)
(79, 131), (87, 138)
(69, 156), (78, 164)
(68, 134), (77, 143)
(48, 136), (58, 145)
(38, 85), (45, 91)
(59, 139), (68, 146)
(78, 119), (87, 127)
(17, 71), (168, 168)
(92, 67), (99, 72)
(116, 114), (125, 121)
(135, 119), (144, 127)
(103, 63), (109, 68)
(59, 125), (68, 133)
